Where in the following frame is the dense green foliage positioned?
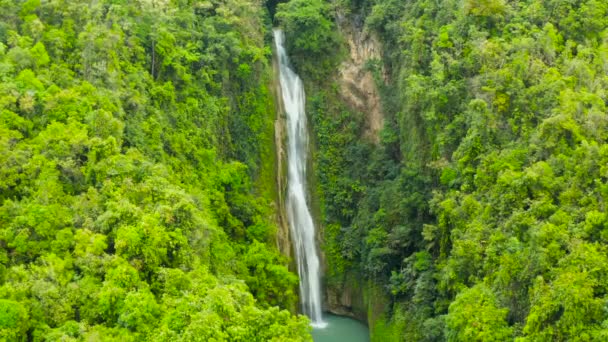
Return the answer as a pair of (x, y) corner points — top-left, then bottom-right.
(286, 0), (608, 340)
(5, 0), (608, 339)
(275, 0), (343, 82)
(0, 0), (311, 340)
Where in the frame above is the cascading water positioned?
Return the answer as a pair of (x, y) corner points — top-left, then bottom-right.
(274, 29), (327, 328)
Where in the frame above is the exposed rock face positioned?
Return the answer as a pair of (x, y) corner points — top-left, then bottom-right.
(322, 15), (387, 322)
(272, 48), (292, 267)
(337, 13), (385, 143)
(274, 118), (291, 258)
(326, 273), (367, 322)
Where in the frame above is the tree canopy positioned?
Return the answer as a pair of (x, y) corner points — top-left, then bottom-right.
(0, 0), (310, 340)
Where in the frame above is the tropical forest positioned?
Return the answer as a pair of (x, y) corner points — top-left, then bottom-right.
(0, 0), (607, 341)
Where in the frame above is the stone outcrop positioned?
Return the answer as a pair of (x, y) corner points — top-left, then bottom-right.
(336, 13), (386, 143)
(323, 14), (387, 322)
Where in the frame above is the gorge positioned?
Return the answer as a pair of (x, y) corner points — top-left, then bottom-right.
(274, 28), (325, 328)
(275, 26), (371, 340)
(1, 0), (607, 340)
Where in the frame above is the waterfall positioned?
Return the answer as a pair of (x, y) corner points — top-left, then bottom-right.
(274, 29), (327, 328)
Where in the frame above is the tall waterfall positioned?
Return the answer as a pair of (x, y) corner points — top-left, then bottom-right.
(274, 29), (327, 328)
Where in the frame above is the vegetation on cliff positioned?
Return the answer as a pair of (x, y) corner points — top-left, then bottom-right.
(4, 0), (608, 339)
(0, 0), (310, 340)
(279, 0), (608, 340)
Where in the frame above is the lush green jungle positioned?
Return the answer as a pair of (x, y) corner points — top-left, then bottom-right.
(0, 0), (311, 340)
(2, 0), (608, 341)
(278, 0), (608, 340)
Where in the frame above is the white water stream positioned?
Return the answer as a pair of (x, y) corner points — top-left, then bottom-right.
(274, 29), (327, 328)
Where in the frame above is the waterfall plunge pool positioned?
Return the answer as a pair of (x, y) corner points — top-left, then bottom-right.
(312, 314), (370, 342)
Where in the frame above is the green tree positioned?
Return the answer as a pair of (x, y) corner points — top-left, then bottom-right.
(445, 284), (513, 341)
(0, 300), (28, 341)
(275, 0), (344, 80)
